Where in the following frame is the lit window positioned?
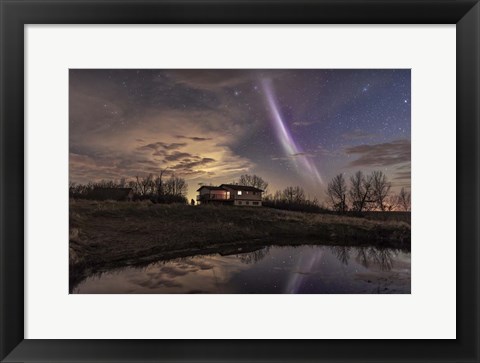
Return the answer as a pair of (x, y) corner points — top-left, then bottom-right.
(237, 190), (242, 195)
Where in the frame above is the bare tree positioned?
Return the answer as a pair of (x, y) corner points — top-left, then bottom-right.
(398, 187), (411, 211)
(348, 171), (373, 212)
(154, 168), (168, 196)
(327, 174), (347, 212)
(135, 174), (155, 196)
(238, 174), (269, 192)
(164, 175), (188, 197)
(96, 179), (121, 188)
(384, 194), (399, 211)
(127, 179), (138, 194)
(273, 190), (284, 202)
(282, 186), (306, 204)
(371, 171), (391, 211)
(294, 187), (306, 203)
(282, 187), (295, 203)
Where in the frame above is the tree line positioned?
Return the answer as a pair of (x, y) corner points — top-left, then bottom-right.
(327, 170), (410, 212)
(69, 171), (189, 204)
(262, 186), (324, 213)
(238, 172), (410, 213)
(70, 170), (410, 211)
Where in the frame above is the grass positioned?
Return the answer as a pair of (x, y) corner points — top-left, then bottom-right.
(69, 199), (410, 289)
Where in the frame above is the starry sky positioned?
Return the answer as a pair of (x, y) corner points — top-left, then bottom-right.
(69, 69), (411, 203)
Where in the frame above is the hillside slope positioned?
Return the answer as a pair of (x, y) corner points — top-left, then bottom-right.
(69, 200), (410, 288)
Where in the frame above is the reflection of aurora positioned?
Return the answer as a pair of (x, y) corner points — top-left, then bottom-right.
(285, 246), (402, 293)
(285, 248), (325, 294)
(261, 78), (323, 185)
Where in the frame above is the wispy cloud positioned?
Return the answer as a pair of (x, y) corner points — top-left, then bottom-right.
(341, 129), (377, 141)
(392, 163), (411, 186)
(164, 151), (195, 162)
(345, 139), (410, 167)
(292, 121), (316, 127)
(69, 69), (257, 189)
(291, 152), (315, 158)
(165, 70), (252, 91)
(394, 171), (411, 180)
(69, 107), (255, 184)
(138, 142), (187, 152)
(176, 136), (213, 142)
(271, 151), (316, 161)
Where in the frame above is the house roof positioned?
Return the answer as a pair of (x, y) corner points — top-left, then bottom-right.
(196, 185), (226, 192)
(220, 184), (264, 192)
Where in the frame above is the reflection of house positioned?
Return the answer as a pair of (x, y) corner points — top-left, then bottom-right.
(196, 184), (263, 207)
(87, 187), (134, 201)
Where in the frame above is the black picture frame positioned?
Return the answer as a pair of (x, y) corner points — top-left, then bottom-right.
(1, 1), (478, 362)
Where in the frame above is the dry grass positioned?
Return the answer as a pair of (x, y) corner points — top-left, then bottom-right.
(69, 200), (410, 289)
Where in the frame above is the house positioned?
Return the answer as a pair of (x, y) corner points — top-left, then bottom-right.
(196, 184), (263, 207)
(87, 187), (134, 201)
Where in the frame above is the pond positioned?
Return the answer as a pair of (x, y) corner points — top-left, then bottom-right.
(73, 245), (411, 294)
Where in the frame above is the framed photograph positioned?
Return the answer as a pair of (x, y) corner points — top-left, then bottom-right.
(1, 0), (478, 362)
(68, 68), (412, 295)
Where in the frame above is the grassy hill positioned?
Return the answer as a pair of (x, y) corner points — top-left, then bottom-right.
(69, 200), (410, 288)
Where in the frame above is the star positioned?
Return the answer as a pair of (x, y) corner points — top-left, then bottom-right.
(70, 68), (410, 209)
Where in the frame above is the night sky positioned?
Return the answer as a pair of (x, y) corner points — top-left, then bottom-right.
(69, 69), (411, 203)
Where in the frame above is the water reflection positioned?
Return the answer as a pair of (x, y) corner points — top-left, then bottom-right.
(73, 244), (410, 294)
(332, 246), (397, 271)
(236, 246), (271, 265)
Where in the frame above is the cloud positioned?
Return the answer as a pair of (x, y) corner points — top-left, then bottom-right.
(170, 157), (216, 170)
(271, 156), (289, 161)
(176, 135), (213, 142)
(394, 171), (411, 180)
(291, 152), (315, 158)
(69, 105), (255, 189)
(316, 145), (338, 157)
(165, 69), (253, 91)
(271, 151), (317, 161)
(392, 163), (411, 183)
(345, 139), (410, 167)
(341, 129), (377, 141)
(292, 121), (315, 127)
(164, 151), (195, 162)
(138, 142), (187, 152)
(395, 163), (411, 171)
